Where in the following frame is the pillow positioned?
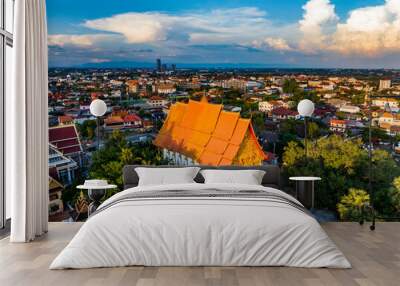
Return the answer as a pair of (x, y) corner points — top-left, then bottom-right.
(200, 169), (266, 185)
(135, 167), (201, 186)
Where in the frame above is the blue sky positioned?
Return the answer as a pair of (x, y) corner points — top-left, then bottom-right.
(46, 0), (400, 68)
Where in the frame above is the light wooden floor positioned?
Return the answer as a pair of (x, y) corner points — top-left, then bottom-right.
(0, 222), (399, 286)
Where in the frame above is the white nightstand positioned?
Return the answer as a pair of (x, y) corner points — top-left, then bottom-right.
(289, 177), (321, 209)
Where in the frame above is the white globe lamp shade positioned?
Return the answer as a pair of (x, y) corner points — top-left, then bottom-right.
(297, 99), (315, 117)
(90, 99), (107, 117)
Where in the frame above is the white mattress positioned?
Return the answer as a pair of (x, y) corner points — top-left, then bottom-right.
(50, 183), (351, 269)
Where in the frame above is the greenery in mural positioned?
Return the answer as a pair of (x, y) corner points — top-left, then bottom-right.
(283, 135), (400, 220)
(63, 130), (168, 206)
(89, 130), (169, 199)
(337, 189), (370, 221)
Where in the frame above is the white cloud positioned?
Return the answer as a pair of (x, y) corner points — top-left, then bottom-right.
(330, 0), (400, 55)
(299, 0), (338, 53)
(297, 0), (400, 56)
(48, 1), (400, 64)
(83, 8), (273, 45)
(84, 13), (172, 44)
(253, 37), (293, 51)
(264, 37), (293, 51)
(48, 34), (117, 47)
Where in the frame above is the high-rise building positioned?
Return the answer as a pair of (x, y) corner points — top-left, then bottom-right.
(162, 64), (167, 72)
(379, 79), (391, 90)
(171, 64), (176, 72)
(156, 58), (161, 72)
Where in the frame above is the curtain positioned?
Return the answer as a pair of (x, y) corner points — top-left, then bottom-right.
(7, 0), (49, 242)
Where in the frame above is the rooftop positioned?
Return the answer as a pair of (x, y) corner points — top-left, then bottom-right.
(154, 97), (268, 165)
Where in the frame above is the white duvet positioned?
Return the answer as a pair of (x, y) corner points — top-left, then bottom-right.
(50, 183), (351, 269)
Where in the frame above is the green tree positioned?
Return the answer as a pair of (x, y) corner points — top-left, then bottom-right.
(307, 121), (320, 139)
(388, 177), (400, 213)
(337, 188), (370, 221)
(251, 113), (266, 134)
(77, 120), (97, 139)
(282, 135), (400, 217)
(89, 130), (168, 199)
(282, 79), (299, 94)
(361, 127), (390, 143)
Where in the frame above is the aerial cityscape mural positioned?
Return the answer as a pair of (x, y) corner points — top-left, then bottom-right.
(46, 0), (400, 223)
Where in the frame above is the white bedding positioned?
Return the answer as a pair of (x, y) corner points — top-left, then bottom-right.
(50, 183), (351, 269)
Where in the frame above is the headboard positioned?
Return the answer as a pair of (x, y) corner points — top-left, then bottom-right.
(122, 165), (282, 190)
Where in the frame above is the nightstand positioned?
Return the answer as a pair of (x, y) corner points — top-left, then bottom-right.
(77, 181), (117, 216)
(289, 176), (321, 209)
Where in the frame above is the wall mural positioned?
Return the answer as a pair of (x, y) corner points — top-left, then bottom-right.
(46, 0), (400, 223)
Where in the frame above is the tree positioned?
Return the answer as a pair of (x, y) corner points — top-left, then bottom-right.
(361, 127), (390, 143)
(89, 130), (168, 200)
(282, 79), (299, 94)
(337, 188), (370, 221)
(251, 113), (266, 134)
(77, 120), (97, 139)
(388, 177), (400, 213)
(307, 121), (320, 139)
(282, 135), (400, 217)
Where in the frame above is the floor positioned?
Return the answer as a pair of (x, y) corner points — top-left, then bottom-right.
(0, 222), (399, 286)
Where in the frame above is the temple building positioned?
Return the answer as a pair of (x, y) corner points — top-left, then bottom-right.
(154, 98), (268, 166)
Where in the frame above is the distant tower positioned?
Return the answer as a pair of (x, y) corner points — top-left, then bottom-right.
(162, 64), (167, 72)
(156, 58), (161, 72)
(172, 64), (176, 72)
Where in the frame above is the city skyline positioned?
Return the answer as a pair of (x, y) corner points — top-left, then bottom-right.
(47, 0), (400, 68)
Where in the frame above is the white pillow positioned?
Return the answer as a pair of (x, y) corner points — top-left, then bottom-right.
(200, 169), (266, 185)
(135, 167), (201, 186)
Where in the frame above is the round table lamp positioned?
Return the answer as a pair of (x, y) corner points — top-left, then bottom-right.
(90, 99), (107, 117)
(90, 99), (107, 150)
(297, 99), (315, 157)
(297, 99), (315, 117)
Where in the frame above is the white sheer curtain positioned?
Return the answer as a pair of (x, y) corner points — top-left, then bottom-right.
(7, 0), (49, 242)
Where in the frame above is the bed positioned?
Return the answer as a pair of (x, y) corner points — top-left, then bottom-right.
(50, 165), (351, 269)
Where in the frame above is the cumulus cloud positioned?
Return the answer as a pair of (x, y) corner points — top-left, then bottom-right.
(48, 34), (118, 47)
(84, 13), (171, 43)
(297, 0), (400, 56)
(299, 0), (338, 53)
(330, 0), (400, 55)
(264, 37), (293, 51)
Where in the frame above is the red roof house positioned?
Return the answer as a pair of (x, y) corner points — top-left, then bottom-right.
(49, 124), (83, 157)
(124, 114), (143, 127)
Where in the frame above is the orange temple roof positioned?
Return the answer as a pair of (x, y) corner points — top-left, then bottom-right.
(154, 98), (268, 166)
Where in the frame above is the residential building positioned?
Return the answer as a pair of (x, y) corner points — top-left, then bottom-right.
(58, 115), (74, 125)
(379, 79), (391, 90)
(271, 107), (298, 121)
(148, 96), (168, 107)
(157, 83), (176, 94)
(222, 78), (247, 91)
(104, 116), (125, 129)
(372, 98), (399, 109)
(339, 105), (361, 114)
(330, 119), (347, 133)
(126, 80), (139, 93)
(258, 101), (281, 113)
(123, 114), (143, 128)
(104, 114), (143, 130)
